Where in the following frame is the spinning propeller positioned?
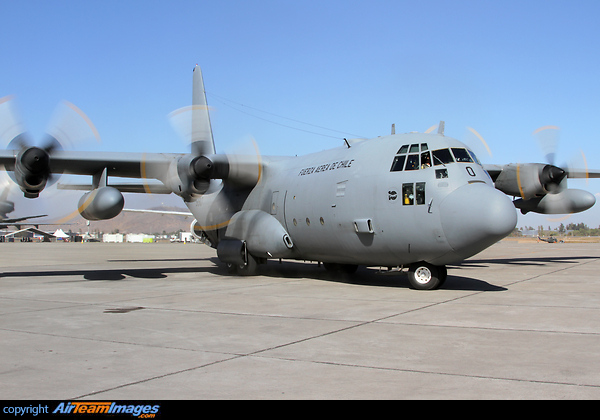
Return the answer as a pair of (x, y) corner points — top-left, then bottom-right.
(161, 65), (262, 202)
(0, 96), (101, 222)
(465, 124), (598, 215)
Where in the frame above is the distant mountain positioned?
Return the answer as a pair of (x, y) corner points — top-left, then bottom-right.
(51, 206), (194, 235)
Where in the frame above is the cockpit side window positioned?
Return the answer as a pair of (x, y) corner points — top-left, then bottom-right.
(432, 148), (454, 165)
(420, 151), (431, 168)
(451, 148), (474, 163)
(405, 154), (419, 171)
(390, 155), (406, 172)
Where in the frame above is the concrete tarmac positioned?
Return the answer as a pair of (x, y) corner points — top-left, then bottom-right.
(2, 239), (600, 399)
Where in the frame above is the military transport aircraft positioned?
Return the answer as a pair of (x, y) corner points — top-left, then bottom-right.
(0, 183), (47, 228)
(0, 66), (598, 289)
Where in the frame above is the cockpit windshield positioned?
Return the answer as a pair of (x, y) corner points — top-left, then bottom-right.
(432, 149), (454, 165)
(467, 149), (481, 165)
(390, 144), (480, 172)
(451, 148), (474, 163)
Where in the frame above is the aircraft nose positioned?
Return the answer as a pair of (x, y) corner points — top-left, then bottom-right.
(440, 183), (517, 259)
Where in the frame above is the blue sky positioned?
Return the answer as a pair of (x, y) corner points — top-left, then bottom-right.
(1, 0), (600, 227)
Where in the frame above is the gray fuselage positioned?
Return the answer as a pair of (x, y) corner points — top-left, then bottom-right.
(187, 132), (517, 268)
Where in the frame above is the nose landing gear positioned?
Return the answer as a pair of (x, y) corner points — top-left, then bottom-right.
(408, 262), (447, 290)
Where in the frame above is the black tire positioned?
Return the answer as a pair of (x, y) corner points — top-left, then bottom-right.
(227, 254), (259, 276)
(438, 265), (448, 287)
(408, 262), (442, 290)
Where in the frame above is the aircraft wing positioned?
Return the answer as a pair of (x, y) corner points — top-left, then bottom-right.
(566, 169), (600, 179)
(57, 182), (173, 194)
(1, 226), (55, 238)
(484, 164), (600, 182)
(0, 150), (180, 178)
(482, 164), (503, 182)
(0, 149), (184, 199)
(123, 208), (193, 216)
(2, 214), (47, 223)
(0, 145), (262, 198)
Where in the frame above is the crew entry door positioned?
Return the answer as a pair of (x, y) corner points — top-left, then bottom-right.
(271, 190), (289, 231)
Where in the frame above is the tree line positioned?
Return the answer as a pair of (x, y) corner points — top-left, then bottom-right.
(514, 223), (600, 237)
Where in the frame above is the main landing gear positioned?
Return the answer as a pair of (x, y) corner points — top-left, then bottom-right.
(407, 262), (447, 290)
(222, 248), (447, 290)
(226, 253), (260, 276)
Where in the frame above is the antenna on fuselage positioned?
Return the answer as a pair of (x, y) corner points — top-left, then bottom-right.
(437, 121), (445, 136)
(391, 124), (395, 135)
(343, 138), (351, 148)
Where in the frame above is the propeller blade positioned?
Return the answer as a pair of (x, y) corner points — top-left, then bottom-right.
(532, 125), (560, 165)
(515, 162), (526, 200)
(46, 100), (101, 149)
(0, 95), (25, 147)
(168, 104), (214, 153)
(465, 126), (493, 158)
(564, 149), (600, 180)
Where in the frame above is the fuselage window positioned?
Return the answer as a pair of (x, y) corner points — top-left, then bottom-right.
(402, 183), (414, 205)
(436, 168), (448, 179)
(415, 182), (426, 205)
(405, 154), (420, 171)
(390, 155), (406, 172)
(451, 148), (474, 163)
(402, 182), (426, 205)
(432, 148), (454, 165)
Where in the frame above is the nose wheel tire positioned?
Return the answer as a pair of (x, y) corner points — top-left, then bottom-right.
(408, 262), (446, 290)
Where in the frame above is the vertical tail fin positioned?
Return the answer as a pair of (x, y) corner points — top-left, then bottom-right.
(191, 65), (215, 156)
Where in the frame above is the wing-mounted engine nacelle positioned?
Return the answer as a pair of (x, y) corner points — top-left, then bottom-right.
(190, 154), (262, 191)
(513, 188), (596, 214)
(78, 186), (124, 221)
(188, 154), (230, 194)
(167, 153), (262, 198)
(14, 147), (51, 198)
(494, 163), (567, 199)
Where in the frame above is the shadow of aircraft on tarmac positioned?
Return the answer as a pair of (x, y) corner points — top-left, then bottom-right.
(11, 254), (589, 292)
(0, 265), (212, 281)
(454, 255), (597, 268)
(220, 258), (508, 292)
